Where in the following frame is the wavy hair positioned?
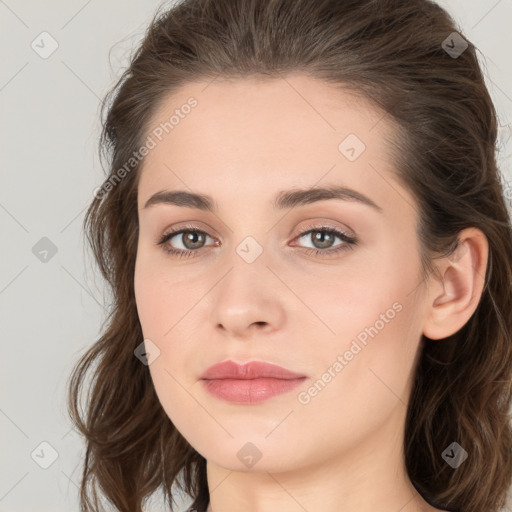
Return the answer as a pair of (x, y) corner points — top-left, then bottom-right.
(67, 0), (512, 511)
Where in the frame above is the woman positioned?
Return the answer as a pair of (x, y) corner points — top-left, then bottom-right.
(67, 0), (512, 511)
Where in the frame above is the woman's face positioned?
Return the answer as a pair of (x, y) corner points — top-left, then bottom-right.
(134, 75), (429, 473)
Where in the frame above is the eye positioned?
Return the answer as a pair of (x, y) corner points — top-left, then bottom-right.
(157, 224), (217, 258)
(291, 225), (357, 257)
(156, 223), (357, 259)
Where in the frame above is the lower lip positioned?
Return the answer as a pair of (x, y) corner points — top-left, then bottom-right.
(201, 377), (306, 404)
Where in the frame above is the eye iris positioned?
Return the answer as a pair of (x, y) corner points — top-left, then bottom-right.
(183, 231), (205, 249)
(312, 230), (334, 249)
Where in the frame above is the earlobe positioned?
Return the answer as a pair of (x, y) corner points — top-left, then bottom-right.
(422, 228), (489, 340)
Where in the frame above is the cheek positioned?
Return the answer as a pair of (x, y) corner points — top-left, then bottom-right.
(290, 260), (411, 346)
(134, 251), (194, 338)
(134, 256), (205, 431)
(134, 252), (209, 387)
(297, 247), (424, 403)
(293, 291), (422, 452)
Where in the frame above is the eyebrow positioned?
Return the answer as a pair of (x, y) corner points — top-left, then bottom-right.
(143, 185), (382, 213)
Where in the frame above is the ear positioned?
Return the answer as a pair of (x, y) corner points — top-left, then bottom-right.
(422, 227), (489, 340)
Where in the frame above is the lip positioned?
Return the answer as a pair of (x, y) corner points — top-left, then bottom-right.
(200, 360), (306, 380)
(200, 360), (307, 404)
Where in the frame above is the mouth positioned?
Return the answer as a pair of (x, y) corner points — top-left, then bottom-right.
(201, 376), (307, 404)
(199, 360), (307, 404)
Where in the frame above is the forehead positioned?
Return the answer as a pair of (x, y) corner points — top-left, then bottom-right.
(136, 74), (413, 220)
(145, 74), (385, 152)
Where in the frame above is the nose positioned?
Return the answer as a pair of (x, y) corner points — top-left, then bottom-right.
(209, 258), (286, 340)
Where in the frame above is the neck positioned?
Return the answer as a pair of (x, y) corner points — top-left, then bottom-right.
(204, 408), (435, 512)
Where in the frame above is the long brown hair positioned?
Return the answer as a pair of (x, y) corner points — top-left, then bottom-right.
(67, 0), (512, 511)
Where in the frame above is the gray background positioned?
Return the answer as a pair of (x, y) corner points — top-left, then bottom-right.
(1, 1), (511, 511)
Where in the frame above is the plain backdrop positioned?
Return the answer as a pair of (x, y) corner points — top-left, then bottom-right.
(1, 1), (511, 511)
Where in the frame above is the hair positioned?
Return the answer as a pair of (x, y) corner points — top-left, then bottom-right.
(67, 0), (512, 511)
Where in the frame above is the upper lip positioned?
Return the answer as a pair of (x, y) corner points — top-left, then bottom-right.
(199, 360), (306, 380)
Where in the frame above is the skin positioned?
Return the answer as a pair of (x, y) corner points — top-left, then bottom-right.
(134, 74), (488, 512)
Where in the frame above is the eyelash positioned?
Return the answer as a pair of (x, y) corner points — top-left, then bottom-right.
(157, 223), (357, 259)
